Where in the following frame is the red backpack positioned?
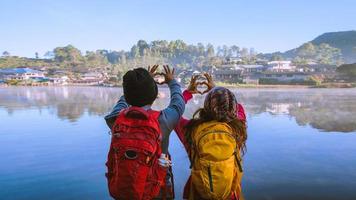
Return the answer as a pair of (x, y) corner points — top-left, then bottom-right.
(105, 107), (167, 200)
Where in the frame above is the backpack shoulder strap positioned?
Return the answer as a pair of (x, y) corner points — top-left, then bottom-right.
(147, 109), (161, 120)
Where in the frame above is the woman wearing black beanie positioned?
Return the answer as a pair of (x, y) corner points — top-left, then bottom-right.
(122, 68), (158, 107)
(105, 65), (185, 199)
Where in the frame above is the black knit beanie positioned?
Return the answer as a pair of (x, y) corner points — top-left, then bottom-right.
(123, 68), (158, 107)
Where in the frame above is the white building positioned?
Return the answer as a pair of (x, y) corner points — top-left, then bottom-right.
(81, 72), (104, 80)
(49, 76), (69, 85)
(70, 72), (106, 85)
(267, 61), (296, 72)
(0, 67), (45, 80)
(226, 57), (242, 63)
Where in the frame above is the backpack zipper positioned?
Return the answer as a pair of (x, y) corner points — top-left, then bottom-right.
(207, 165), (214, 192)
(197, 130), (235, 151)
(195, 130), (236, 160)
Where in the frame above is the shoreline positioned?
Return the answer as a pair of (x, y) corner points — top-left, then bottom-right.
(214, 82), (356, 89)
(1, 83), (355, 89)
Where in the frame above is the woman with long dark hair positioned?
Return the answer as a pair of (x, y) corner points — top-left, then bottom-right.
(175, 74), (247, 200)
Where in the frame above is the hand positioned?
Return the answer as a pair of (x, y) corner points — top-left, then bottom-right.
(158, 65), (175, 85)
(201, 73), (215, 94)
(187, 75), (200, 94)
(147, 64), (159, 77)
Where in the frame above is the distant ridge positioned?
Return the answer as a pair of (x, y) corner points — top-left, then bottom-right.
(310, 30), (356, 62)
(280, 30), (356, 63)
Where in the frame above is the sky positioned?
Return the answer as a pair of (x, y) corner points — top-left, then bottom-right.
(0, 0), (355, 57)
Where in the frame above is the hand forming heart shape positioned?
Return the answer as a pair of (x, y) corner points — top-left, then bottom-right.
(196, 81), (210, 95)
(153, 72), (166, 85)
(187, 73), (215, 95)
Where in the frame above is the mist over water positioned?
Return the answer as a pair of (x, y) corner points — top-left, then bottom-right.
(1, 87), (356, 200)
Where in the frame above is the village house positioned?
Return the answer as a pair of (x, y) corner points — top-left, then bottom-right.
(260, 71), (310, 83)
(177, 69), (202, 83)
(48, 76), (69, 85)
(267, 61), (296, 72)
(219, 64), (242, 70)
(0, 67), (45, 81)
(301, 63), (337, 73)
(81, 72), (104, 80)
(214, 68), (243, 83)
(30, 66), (48, 72)
(201, 65), (215, 73)
(238, 64), (265, 73)
(255, 58), (269, 65)
(212, 64), (266, 84)
(70, 72), (106, 85)
(242, 73), (262, 84)
(226, 57), (242, 64)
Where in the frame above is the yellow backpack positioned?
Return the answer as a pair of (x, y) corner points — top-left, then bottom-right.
(189, 121), (243, 200)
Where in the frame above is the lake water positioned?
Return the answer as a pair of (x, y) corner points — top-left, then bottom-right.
(1, 86), (356, 200)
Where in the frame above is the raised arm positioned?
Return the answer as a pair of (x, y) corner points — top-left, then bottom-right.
(174, 116), (191, 151)
(183, 90), (193, 103)
(160, 78), (185, 132)
(172, 90), (193, 151)
(104, 96), (129, 129)
(174, 74), (213, 151)
(158, 66), (186, 152)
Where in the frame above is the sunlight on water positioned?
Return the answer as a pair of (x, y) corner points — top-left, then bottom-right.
(1, 87), (356, 200)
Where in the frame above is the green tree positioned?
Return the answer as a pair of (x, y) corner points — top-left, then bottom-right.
(222, 45), (229, 57)
(137, 40), (149, 57)
(231, 45), (240, 57)
(297, 42), (317, 60)
(315, 43), (341, 65)
(206, 43), (215, 57)
(337, 63), (356, 81)
(44, 51), (54, 59)
(54, 45), (84, 64)
(130, 45), (140, 58)
(2, 51), (10, 57)
(271, 54), (284, 61)
(293, 56), (308, 65)
(84, 51), (109, 68)
(240, 48), (249, 60)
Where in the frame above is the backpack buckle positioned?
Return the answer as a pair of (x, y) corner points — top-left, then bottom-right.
(112, 132), (121, 137)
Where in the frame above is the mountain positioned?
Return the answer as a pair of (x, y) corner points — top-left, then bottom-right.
(310, 31), (356, 63)
(271, 31), (356, 63)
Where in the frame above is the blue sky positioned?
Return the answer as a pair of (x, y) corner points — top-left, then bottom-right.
(0, 0), (355, 57)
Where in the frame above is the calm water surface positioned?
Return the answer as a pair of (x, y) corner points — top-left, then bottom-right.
(1, 87), (356, 200)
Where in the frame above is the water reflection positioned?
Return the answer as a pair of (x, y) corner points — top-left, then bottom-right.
(236, 89), (356, 132)
(1, 87), (356, 200)
(1, 87), (355, 132)
(0, 87), (119, 122)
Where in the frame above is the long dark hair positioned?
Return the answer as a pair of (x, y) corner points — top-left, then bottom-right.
(185, 88), (247, 155)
